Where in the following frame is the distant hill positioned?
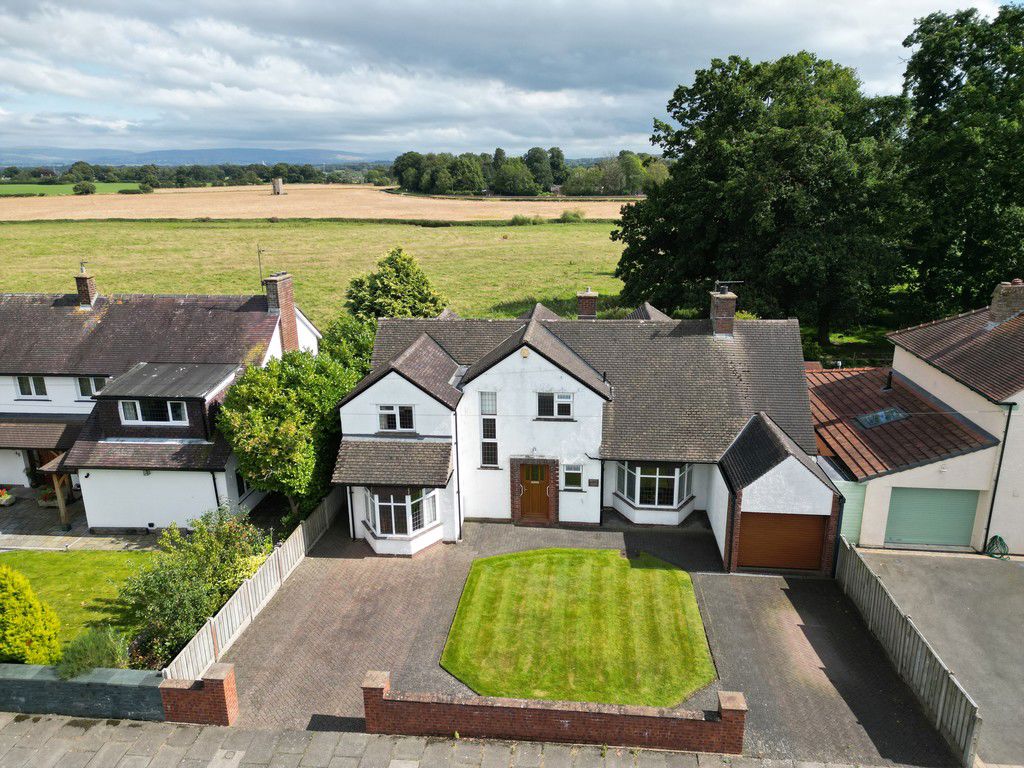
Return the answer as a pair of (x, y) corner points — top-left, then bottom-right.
(0, 147), (390, 167)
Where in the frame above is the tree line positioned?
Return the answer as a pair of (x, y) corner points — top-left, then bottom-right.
(614, 6), (1024, 345)
(391, 147), (669, 196)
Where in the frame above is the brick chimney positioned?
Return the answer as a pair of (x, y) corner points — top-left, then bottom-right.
(710, 286), (737, 336)
(989, 279), (1024, 325)
(576, 287), (598, 320)
(263, 272), (299, 352)
(75, 265), (98, 307)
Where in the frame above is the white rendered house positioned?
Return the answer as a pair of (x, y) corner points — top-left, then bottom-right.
(334, 289), (841, 573)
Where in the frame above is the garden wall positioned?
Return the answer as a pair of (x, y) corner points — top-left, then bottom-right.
(362, 672), (747, 754)
(0, 662), (238, 726)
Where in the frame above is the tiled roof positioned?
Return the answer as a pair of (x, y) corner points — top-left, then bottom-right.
(720, 412), (837, 493)
(460, 319), (612, 399)
(888, 308), (1024, 402)
(624, 302), (672, 321)
(340, 333), (462, 410)
(372, 317), (816, 463)
(518, 303), (562, 321)
(806, 367), (998, 481)
(100, 362), (239, 399)
(332, 439), (452, 487)
(57, 418), (232, 471)
(0, 293), (281, 376)
(0, 413), (88, 450)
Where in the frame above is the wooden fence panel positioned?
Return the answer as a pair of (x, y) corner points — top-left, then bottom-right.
(835, 538), (980, 767)
(162, 488), (344, 681)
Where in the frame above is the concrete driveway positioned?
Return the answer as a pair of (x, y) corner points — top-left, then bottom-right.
(861, 551), (1024, 767)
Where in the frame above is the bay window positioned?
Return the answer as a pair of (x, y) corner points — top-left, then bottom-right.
(614, 461), (692, 508)
(364, 487), (439, 537)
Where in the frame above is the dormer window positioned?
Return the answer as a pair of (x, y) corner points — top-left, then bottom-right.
(77, 376), (108, 398)
(537, 392), (573, 419)
(378, 404), (414, 432)
(120, 399), (189, 426)
(15, 376), (47, 399)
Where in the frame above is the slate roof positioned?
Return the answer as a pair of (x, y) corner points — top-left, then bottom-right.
(0, 293), (281, 376)
(99, 362), (239, 399)
(370, 317), (816, 463)
(340, 333), (462, 410)
(332, 439), (453, 486)
(518, 303), (562, 321)
(806, 367), (998, 481)
(624, 302), (672, 321)
(0, 413), (88, 450)
(720, 412), (838, 493)
(888, 308), (1024, 402)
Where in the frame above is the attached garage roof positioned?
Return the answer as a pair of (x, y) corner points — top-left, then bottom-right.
(0, 413), (89, 450)
(332, 439), (452, 487)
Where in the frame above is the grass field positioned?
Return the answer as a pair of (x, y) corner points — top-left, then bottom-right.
(0, 219), (624, 324)
(0, 550), (156, 644)
(440, 549), (716, 706)
(0, 182), (141, 196)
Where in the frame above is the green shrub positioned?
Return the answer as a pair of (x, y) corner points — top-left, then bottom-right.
(139, 183), (154, 194)
(510, 214), (545, 226)
(117, 189), (144, 195)
(558, 208), (585, 223)
(0, 565), (62, 664)
(72, 181), (96, 195)
(56, 626), (128, 679)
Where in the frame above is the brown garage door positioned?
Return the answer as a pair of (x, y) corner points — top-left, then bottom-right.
(738, 512), (827, 570)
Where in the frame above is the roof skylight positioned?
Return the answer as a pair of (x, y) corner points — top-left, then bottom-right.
(856, 406), (908, 429)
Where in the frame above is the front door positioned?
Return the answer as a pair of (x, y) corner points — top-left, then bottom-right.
(519, 463), (551, 524)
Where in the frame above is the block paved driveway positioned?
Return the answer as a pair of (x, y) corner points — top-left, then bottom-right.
(861, 550), (1024, 767)
(226, 520), (953, 765)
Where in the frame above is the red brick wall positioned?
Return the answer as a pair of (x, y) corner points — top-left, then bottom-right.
(509, 457), (559, 525)
(76, 274), (97, 306)
(362, 672), (746, 754)
(263, 273), (299, 352)
(576, 292), (597, 320)
(160, 664), (238, 726)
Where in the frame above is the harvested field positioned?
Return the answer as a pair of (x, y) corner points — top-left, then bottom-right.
(0, 183), (630, 222)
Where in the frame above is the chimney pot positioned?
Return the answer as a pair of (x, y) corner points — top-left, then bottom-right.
(263, 272), (299, 351)
(989, 279), (1024, 324)
(75, 271), (98, 307)
(576, 287), (598, 320)
(710, 287), (737, 336)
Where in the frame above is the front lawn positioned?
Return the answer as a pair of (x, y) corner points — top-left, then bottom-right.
(0, 550), (155, 645)
(440, 548), (716, 706)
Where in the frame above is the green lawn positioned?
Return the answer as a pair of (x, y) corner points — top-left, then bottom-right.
(441, 548), (716, 706)
(0, 183), (141, 196)
(0, 220), (624, 326)
(0, 550), (155, 644)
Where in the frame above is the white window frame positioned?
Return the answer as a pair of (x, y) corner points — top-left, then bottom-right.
(614, 461), (692, 508)
(119, 399), (189, 426)
(378, 404), (415, 432)
(562, 463), (583, 490)
(363, 487), (439, 538)
(76, 376), (108, 399)
(14, 375), (48, 399)
(480, 392), (498, 467)
(235, 470), (251, 499)
(537, 392), (573, 419)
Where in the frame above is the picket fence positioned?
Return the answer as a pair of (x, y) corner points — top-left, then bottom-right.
(835, 538), (980, 767)
(162, 488), (345, 680)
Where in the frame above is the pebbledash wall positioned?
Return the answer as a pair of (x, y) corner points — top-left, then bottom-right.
(0, 662), (238, 726)
(362, 671), (747, 754)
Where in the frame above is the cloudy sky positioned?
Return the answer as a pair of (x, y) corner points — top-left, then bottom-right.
(0, 1), (998, 158)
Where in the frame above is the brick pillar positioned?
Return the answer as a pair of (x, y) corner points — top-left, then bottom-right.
(362, 671), (391, 733)
(263, 272), (299, 352)
(725, 489), (743, 572)
(717, 691), (748, 754)
(160, 663), (239, 726)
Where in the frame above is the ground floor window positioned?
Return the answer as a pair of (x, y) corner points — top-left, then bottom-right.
(614, 461), (692, 508)
(364, 486), (438, 536)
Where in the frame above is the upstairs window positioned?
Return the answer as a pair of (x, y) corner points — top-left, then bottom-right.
(15, 376), (47, 399)
(77, 376), (108, 398)
(480, 392), (498, 467)
(378, 404), (414, 432)
(120, 399), (189, 426)
(537, 392), (573, 418)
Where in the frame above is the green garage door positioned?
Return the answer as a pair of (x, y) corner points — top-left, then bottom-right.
(885, 488), (979, 546)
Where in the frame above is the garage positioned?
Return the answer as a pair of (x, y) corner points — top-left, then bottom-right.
(737, 512), (827, 570)
(885, 487), (979, 547)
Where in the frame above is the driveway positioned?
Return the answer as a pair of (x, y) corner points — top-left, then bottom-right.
(225, 520), (953, 765)
(860, 550), (1024, 767)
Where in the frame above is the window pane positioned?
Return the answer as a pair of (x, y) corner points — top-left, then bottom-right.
(537, 393), (554, 417)
(480, 392), (497, 415)
(378, 502), (394, 534)
(78, 377), (92, 396)
(93, 377), (106, 393)
(481, 442), (498, 466)
(639, 476), (657, 505)
(616, 463), (625, 495)
(626, 466), (636, 500)
(399, 406), (414, 430)
(393, 501), (409, 534)
(411, 498), (423, 531)
(121, 401), (139, 421)
(424, 494), (437, 525)
(657, 476), (674, 506)
(17, 376), (32, 396)
(482, 417), (496, 440)
(564, 465), (582, 488)
(556, 401), (572, 417)
(168, 401), (186, 422)
(379, 412), (397, 430)
(139, 400), (170, 422)
(32, 377), (46, 396)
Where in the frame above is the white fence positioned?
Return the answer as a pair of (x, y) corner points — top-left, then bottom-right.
(835, 538), (980, 767)
(162, 488), (345, 680)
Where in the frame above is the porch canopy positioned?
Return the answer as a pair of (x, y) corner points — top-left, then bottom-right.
(332, 438), (452, 488)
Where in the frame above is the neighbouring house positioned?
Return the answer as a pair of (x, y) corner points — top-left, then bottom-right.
(332, 286), (842, 574)
(808, 279), (1024, 555)
(0, 268), (319, 531)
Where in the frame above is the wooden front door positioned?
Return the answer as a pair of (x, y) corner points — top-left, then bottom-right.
(519, 463), (552, 524)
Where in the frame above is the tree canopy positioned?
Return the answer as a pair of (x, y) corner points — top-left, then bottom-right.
(346, 247), (447, 319)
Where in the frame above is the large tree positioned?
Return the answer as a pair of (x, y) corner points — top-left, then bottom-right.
(346, 247), (447, 319)
(491, 158), (540, 196)
(523, 147), (554, 189)
(614, 52), (906, 343)
(902, 6), (1024, 316)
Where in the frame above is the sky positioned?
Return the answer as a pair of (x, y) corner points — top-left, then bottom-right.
(0, 1), (1000, 158)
